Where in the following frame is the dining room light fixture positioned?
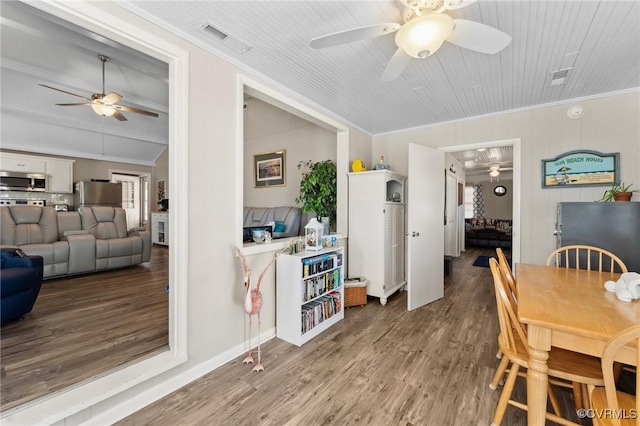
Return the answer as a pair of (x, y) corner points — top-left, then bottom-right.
(395, 13), (454, 58)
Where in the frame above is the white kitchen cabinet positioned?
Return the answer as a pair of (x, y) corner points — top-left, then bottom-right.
(348, 170), (406, 305)
(276, 247), (344, 346)
(152, 212), (169, 246)
(46, 158), (75, 193)
(0, 152), (46, 173)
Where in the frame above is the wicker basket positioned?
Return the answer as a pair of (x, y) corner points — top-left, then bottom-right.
(344, 277), (367, 308)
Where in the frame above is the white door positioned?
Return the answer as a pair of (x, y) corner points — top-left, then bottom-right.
(444, 174), (458, 256)
(407, 143), (445, 311)
(111, 174), (141, 228)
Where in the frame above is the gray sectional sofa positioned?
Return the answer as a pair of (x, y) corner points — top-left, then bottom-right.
(243, 206), (302, 238)
(0, 205), (151, 279)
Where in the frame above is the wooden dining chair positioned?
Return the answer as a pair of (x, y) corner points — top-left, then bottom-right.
(488, 258), (606, 426)
(546, 245), (628, 273)
(490, 248), (520, 389)
(588, 324), (640, 426)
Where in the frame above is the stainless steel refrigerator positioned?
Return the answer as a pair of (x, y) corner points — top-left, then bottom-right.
(556, 202), (640, 272)
(74, 181), (122, 208)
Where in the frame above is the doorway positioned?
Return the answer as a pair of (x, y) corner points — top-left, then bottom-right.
(441, 139), (521, 266)
(111, 172), (149, 228)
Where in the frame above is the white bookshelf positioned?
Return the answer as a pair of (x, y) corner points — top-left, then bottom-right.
(276, 246), (344, 346)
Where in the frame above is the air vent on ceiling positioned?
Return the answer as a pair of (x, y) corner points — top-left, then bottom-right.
(203, 24), (228, 40)
(201, 22), (253, 54)
(550, 67), (572, 86)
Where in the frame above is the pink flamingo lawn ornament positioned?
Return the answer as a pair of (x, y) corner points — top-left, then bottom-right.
(233, 246), (281, 372)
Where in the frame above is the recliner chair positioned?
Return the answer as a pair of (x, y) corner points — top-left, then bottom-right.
(1, 248), (44, 325)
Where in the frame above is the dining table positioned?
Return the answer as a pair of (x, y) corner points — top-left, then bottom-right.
(516, 263), (640, 426)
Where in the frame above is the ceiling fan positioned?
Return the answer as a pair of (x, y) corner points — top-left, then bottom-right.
(310, 0), (512, 81)
(39, 54), (158, 121)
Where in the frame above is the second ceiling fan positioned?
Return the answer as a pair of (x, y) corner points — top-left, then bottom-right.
(310, 0), (511, 81)
(40, 54), (158, 121)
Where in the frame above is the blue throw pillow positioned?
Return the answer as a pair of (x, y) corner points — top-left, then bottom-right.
(274, 222), (286, 232)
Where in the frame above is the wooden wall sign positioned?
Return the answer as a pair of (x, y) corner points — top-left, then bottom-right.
(541, 150), (619, 188)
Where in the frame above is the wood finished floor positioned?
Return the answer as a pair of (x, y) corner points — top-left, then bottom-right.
(119, 247), (586, 426)
(0, 246), (169, 412)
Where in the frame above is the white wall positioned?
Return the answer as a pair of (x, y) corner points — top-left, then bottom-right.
(243, 98), (336, 208)
(466, 180), (513, 220)
(374, 91), (640, 264)
(17, 2), (371, 424)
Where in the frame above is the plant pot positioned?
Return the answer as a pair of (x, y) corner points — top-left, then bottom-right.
(614, 192), (633, 202)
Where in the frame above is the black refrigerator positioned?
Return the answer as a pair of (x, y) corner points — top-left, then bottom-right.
(556, 202), (640, 272)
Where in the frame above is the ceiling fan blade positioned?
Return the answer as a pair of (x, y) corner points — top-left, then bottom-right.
(103, 92), (123, 104)
(381, 48), (412, 82)
(112, 110), (128, 121)
(443, 0), (478, 10)
(310, 23), (401, 49)
(39, 84), (91, 101)
(114, 104), (159, 118)
(55, 103), (92, 106)
(447, 20), (511, 54)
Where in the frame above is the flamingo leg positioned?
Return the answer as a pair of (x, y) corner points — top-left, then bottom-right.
(252, 311), (264, 372)
(242, 314), (254, 365)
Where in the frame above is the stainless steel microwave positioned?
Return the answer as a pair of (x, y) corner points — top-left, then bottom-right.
(0, 171), (47, 192)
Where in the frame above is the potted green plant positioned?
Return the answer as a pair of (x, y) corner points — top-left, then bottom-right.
(598, 182), (638, 202)
(296, 160), (337, 230)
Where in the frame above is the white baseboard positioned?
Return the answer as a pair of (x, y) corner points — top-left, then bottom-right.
(83, 327), (276, 425)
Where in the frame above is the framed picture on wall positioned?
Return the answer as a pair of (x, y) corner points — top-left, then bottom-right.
(254, 150), (286, 188)
(541, 150), (619, 188)
(158, 179), (166, 200)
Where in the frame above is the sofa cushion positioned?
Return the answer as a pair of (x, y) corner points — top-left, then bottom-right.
(1, 206), (59, 245)
(79, 207), (128, 239)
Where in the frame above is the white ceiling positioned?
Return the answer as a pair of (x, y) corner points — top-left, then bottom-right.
(0, 2), (169, 166)
(123, 0), (640, 135)
(1, 1), (638, 166)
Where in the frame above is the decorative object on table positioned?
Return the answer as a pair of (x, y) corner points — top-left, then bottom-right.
(304, 217), (324, 251)
(254, 149), (286, 188)
(351, 158), (366, 172)
(252, 229), (266, 244)
(320, 216), (330, 236)
(344, 277), (368, 308)
(158, 198), (169, 211)
(604, 272), (640, 302)
(374, 155), (390, 170)
(288, 237), (304, 254)
(597, 181), (638, 202)
(391, 191), (401, 202)
(233, 245), (283, 372)
(296, 159), (337, 230)
(541, 150), (619, 188)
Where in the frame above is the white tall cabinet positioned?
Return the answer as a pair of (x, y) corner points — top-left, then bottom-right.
(348, 170), (406, 305)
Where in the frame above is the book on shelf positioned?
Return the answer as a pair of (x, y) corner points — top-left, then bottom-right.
(300, 292), (342, 334)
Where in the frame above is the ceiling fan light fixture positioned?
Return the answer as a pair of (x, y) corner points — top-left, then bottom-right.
(395, 13), (454, 59)
(91, 103), (116, 117)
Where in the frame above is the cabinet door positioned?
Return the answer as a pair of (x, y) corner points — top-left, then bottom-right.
(392, 205), (405, 286)
(0, 154), (46, 173)
(46, 159), (74, 193)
